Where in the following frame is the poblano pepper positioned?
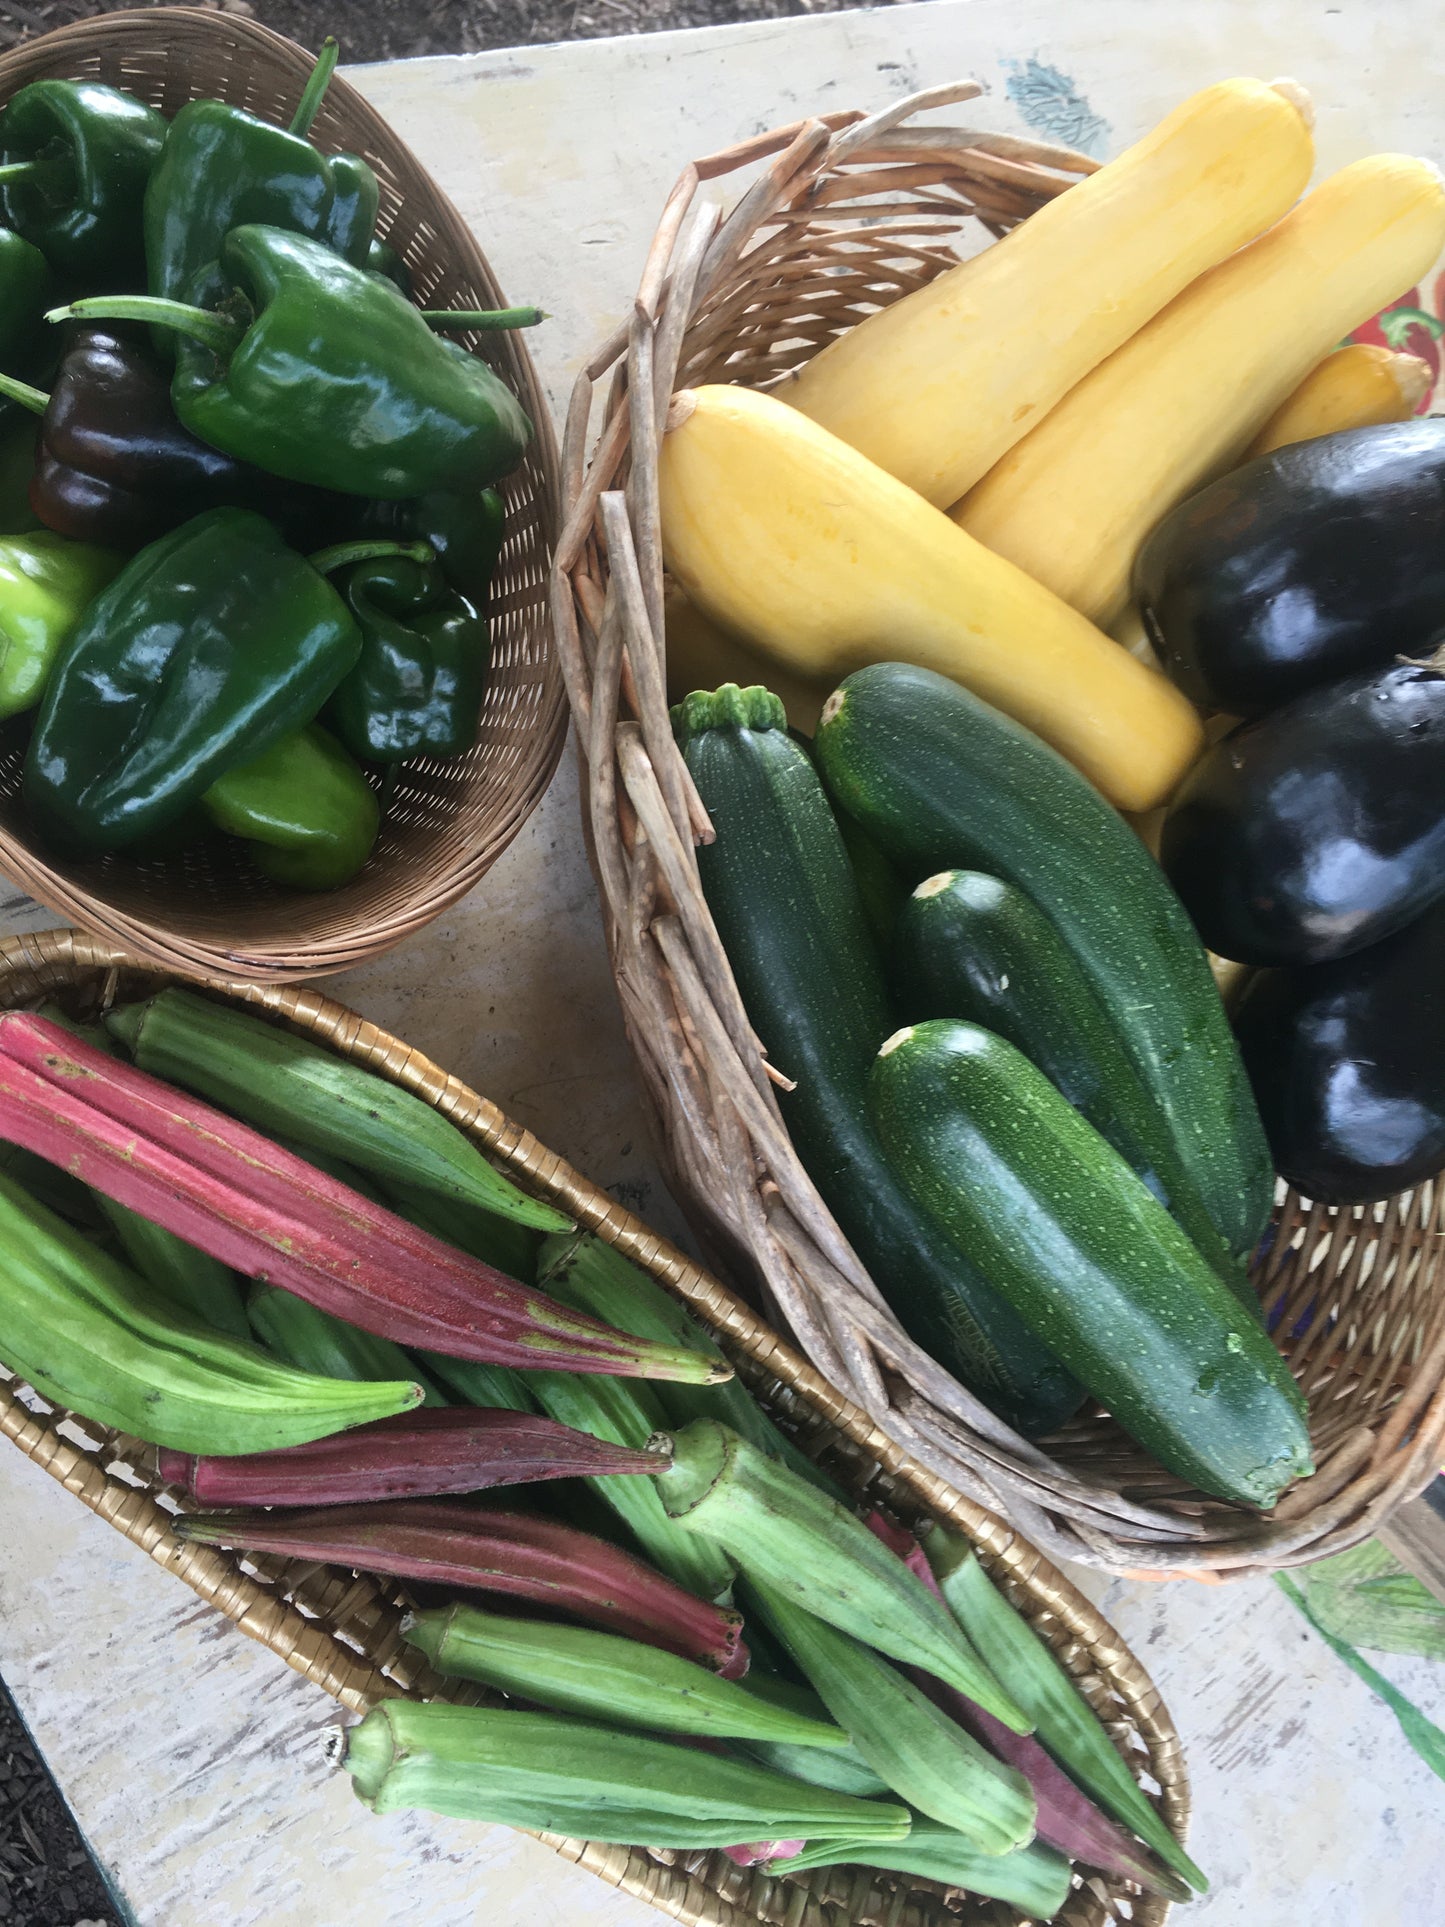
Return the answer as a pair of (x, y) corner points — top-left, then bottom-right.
(356, 485), (504, 608)
(0, 80), (164, 282)
(23, 509), (426, 852)
(57, 224), (540, 499)
(328, 551), (490, 762)
(144, 41), (380, 317)
(0, 530), (120, 720)
(0, 327), (344, 551)
(202, 721), (380, 890)
(0, 227), (52, 408)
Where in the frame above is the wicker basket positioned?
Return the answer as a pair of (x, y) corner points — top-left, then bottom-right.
(551, 80), (1445, 1578)
(0, 9), (565, 981)
(0, 926), (1188, 1927)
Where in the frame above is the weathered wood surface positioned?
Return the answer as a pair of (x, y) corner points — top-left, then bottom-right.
(1, 3), (1443, 1921)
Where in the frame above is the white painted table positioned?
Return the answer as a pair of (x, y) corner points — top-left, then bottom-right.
(2, 5), (1443, 1923)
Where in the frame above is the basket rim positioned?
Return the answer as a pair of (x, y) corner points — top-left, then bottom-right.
(549, 78), (1445, 1577)
(0, 7), (567, 983)
(0, 925), (1186, 1927)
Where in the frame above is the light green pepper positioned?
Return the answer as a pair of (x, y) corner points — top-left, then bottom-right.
(0, 530), (119, 719)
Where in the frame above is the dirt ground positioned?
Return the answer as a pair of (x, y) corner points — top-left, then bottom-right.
(0, 0), (876, 62)
(0, 1683), (117, 1925)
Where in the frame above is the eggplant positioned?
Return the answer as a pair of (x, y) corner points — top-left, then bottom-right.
(1233, 901), (1445, 1204)
(1136, 419), (1445, 716)
(1160, 653), (1445, 966)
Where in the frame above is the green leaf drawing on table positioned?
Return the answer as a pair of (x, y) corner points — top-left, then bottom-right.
(1293, 1539), (1445, 1660)
(1278, 1573), (1445, 1783)
(1376, 306), (1445, 348)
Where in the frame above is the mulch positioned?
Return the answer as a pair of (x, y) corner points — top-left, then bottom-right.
(0, 1680), (118, 1925)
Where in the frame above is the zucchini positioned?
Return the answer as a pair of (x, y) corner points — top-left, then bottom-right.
(894, 869), (1257, 1310)
(869, 1020), (1312, 1508)
(676, 685), (1081, 1437)
(816, 661), (1274, 1260)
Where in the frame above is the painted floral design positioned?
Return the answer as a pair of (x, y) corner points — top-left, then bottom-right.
(1348, 267), (1445, 411)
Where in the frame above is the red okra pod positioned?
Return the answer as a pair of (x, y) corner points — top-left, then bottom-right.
(156, 1407), (668, 1507)
(0, 1014), (723, 1382)
(174, 1499), (749, 1676)
(864, 1513), (1189, 1901)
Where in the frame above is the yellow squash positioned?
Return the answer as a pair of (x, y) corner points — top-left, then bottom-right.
(657, 385), (1203, 814)
(664, 585), (829, 734)
(954, 154), (1445, 629)
(1245, 341), (1431, 455)
(782, 77), (1314, 507)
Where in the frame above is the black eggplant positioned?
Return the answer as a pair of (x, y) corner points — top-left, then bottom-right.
(1233, 901), (1445, 1204)
(1160, 652), (1445, 966)
(1136, 419), (1445, 715)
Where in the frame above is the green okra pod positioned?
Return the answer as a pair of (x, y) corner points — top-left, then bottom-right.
(248, 1282), (450, 1407)
(775, 1822), (1073, 1916)
(925, 1524), (1207, 1892)
(334, 1700), (911, 1847)
(744, 1574), (1036, 1856)
(105, 988), (573, 1232)
(420, 1348), (536, 1415)
(738, 1737), (892, 1800)
(0, 1170), (422, 1453)
(528, 1366), (736, 1601)
(653, 1419), (1028, 1730)
(539, 1232), (842, 1498)
(390, 1181), (542, 1284)
(403, 1604), (847, 1747)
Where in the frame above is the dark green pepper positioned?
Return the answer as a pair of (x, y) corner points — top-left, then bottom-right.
(144, 40), (379, 312)
(328, 552), (489, 762)
(367, 236), (411, 295)
(61, 225), (539, 500)
(0, 80), (164, 282)
(23, 510), (423, 853)
(0, 530), (120, 720)
(202, 721), (380, 890)
(0, 422), (40, 534)
(355, 485), (504, 610)
(0, 226), (53, 438)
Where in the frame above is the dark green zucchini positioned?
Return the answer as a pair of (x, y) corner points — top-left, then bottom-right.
(893, 869), (1257, 1309)
(676, 684), (1082, 1437)
(815, 662), (1274, 1261)
(869, 1020), (1312, 1508)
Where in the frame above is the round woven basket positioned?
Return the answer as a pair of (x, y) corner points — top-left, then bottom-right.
(0, 928), (1188, 1927)
(552, 79), (1445, 1578)
(0, 9), (565, 981)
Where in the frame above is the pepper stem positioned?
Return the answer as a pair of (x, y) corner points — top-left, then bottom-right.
(419, 306), (547, 332)
(0, 370), (50, 416)
(0, 160), (39, 185)
(308, 537), (435, 577)
(290, 37), (340, 137)
(46, 295), (243, 359)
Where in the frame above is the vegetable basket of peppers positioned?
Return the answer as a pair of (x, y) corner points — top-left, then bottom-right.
(0, 924), (1192, 1927)
(0, 9), (564, 980)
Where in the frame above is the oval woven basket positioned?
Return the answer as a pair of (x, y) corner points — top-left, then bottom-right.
(0, 9), (565, 982)
(0, 928), (1187, 1927)
(551, 80), (1445, 1578)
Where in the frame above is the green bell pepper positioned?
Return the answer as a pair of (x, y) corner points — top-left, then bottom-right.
(202, 721), (380, 890)
(0, 227), (53, 437)
(144, 41), (380, 314)
(58, 225), (539, 500)
(0, 423), (40, 534)
(0, 531), (120, 720)
(328, 552), (490, 762)
(23, 510), (423, 853)
(0, 80), (164, 283)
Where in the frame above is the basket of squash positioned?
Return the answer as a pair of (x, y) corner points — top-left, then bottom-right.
(553, 75), (1445, 1576)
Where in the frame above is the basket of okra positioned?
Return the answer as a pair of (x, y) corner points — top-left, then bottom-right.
(0, 927), (1193, 1926)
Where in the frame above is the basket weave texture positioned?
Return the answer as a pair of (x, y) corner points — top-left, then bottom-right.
(0, 9), (565, 982)
(0, 927), (1187, 1927)
(551, 81), (1445, 1578)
